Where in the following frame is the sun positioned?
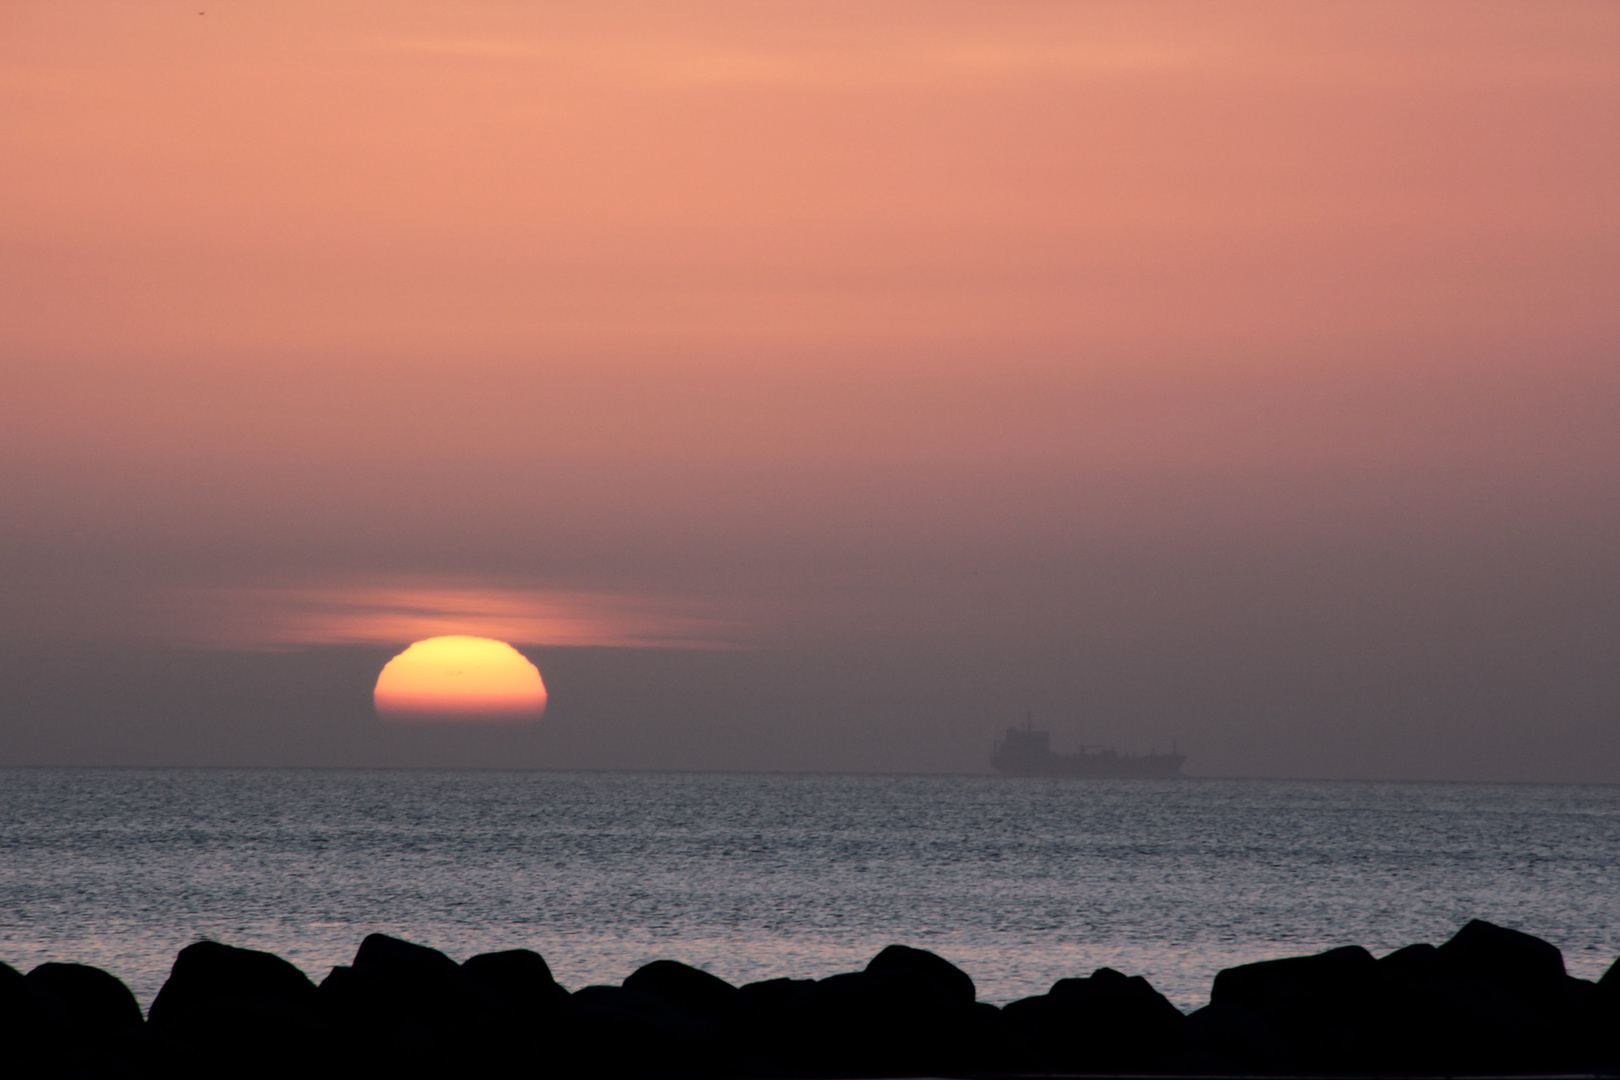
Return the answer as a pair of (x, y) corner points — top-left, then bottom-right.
(373, 636), (547, 724)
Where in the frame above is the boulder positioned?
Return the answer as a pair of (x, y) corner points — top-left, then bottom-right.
(1183, 999), (1297, 1074)
(1587, 955), (1620, 1069)
(148, 940), (320, 1026)
(1209, 945), (1382, 1071)
(353, 933), (459, 976)
(172, 994), (339, 1079)
(775, 963), (975, 1076)
(1377, 941), (1438, 980)
(0, 961), (53, 1063)
(148, 941), (333, 1079)
(1435, 919), (1566, 1004)
(1413, 973), (1568, 1073)
(555, 984), (739, 1078)
(756, 944), (1015, 1076)
(462, 948), (569, 1018)
(864, 944), (975, 1008)
(88, 1023), (212, 1078)
(320, 934), (520, 1075)
(26, 962), (142, 1034)
(1213, 945), (1378, 1012)
(1378, 926), (1588, 1074)
(1003, 967), (1188, 1073)
(962, 999), (1037, 1074)
(737, 975), (816, 1023)
(623, 960), (743, 1029)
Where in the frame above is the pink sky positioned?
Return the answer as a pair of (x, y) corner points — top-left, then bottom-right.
(1, 3), (1616, 776)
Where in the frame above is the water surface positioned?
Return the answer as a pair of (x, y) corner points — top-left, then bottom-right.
(1, 768), (1616, 1011)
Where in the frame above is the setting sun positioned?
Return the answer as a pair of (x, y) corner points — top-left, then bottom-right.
(373, 636), (547, 724)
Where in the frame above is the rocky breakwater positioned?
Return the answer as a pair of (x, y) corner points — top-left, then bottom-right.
(3, 919), (1618, 1078)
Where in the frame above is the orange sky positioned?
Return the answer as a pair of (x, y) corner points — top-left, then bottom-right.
(1, 3), (1617, 776)
(4, 3), (1615, 514)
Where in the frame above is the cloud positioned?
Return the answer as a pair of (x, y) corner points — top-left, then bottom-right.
(8, 579), (743, 651)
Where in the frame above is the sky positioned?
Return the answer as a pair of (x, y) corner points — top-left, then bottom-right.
(2, 1), (1617, 779)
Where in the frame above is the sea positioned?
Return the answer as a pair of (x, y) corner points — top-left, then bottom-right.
(1, 769), (1617, 1013)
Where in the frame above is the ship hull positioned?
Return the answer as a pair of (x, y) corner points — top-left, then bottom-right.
(991, 724), (1185, 778)
(990, 752), (1186, 779)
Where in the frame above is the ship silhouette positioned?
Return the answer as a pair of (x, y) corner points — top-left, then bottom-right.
(991, 713), (1185, 778)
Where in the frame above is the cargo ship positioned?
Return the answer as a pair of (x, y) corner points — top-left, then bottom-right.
(991, 715), (1185, 778)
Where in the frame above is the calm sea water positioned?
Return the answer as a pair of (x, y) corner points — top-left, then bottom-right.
(1, 769), (1617, 1012)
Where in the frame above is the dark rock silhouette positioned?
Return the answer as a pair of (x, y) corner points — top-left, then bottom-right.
(865, 943), (976, 1008)
(8, 923), (1617, 1077)
(1005, 966), (1190, 1073)
(772, 946), (1003, 1076)
(1435, 917), (1568, 1002)
(148, 939), (320, 1024)
(736, 973), (816, 1059)
(738, 974), (816, 1018)
(26, 961), (143, 1033)
(559, 983), (744, 1078)
(1590, 955), (1620, 1070)
(1602, 952), (1620, 993)
(1184, 998), (1297, 1074)
(0, 961), (52, 1070)
(1206, 944), (1383, 1072)
(623, 958), (745, 1029)
(352, 932), (460, 975)
(1, 960), (48, 1028)
(16, 959), (214, 1079)
(1377, 921), (1590, 1075)
(1379, 940), (1438, 978)
(462, 947), (569, 1018)
(149, 940), (331, 1079)
(320, 933), (523, 1077)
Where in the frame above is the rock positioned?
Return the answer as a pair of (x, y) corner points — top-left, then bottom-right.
(353, 933), (460, 975)
(775, 964), (973, 1076)
(864, 944), (976, 1008)
(1435, 919), (1567, 1004)
(1212, 944), (1379, 1015)
(93, 1023), (213, 1079)
(1377, 925), (1588, 1075)
(1003, 967), (1188, 1073)
(26, 962), (143, 1034)
(737, 975), (816, 1022)
(1586, 956), (1620, 1069)
(1183, 999), (1297, 1074)
(462, 948), (569, 1018)
(148, 942), (334, 1079)
(759, 945), (1007, 1075)
(1209, 945), (1382, 1070)
(148, 940), (320, 1026)
(0, 961), (53, 1065)
(177, 995), (340, 1079)
(22, 960), (210, 1079)
(8, 928), (1609, 1075)
(1377, 941), (1438, 980)
(623, 960), (743, 1029)
(1601, 953), (1620, 994)
(1420, 973), (1568, 1073)
(556, 984), (739, 1078)
(962, 999), (1038, 1074)
(321, 934), (521, 1076)
(1372, 943), (1444, 1070)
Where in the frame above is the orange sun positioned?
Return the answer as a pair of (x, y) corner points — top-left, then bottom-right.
(373, 636), (547, 724)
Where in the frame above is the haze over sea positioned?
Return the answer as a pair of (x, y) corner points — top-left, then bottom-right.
(2, 769), (1617, 1012)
